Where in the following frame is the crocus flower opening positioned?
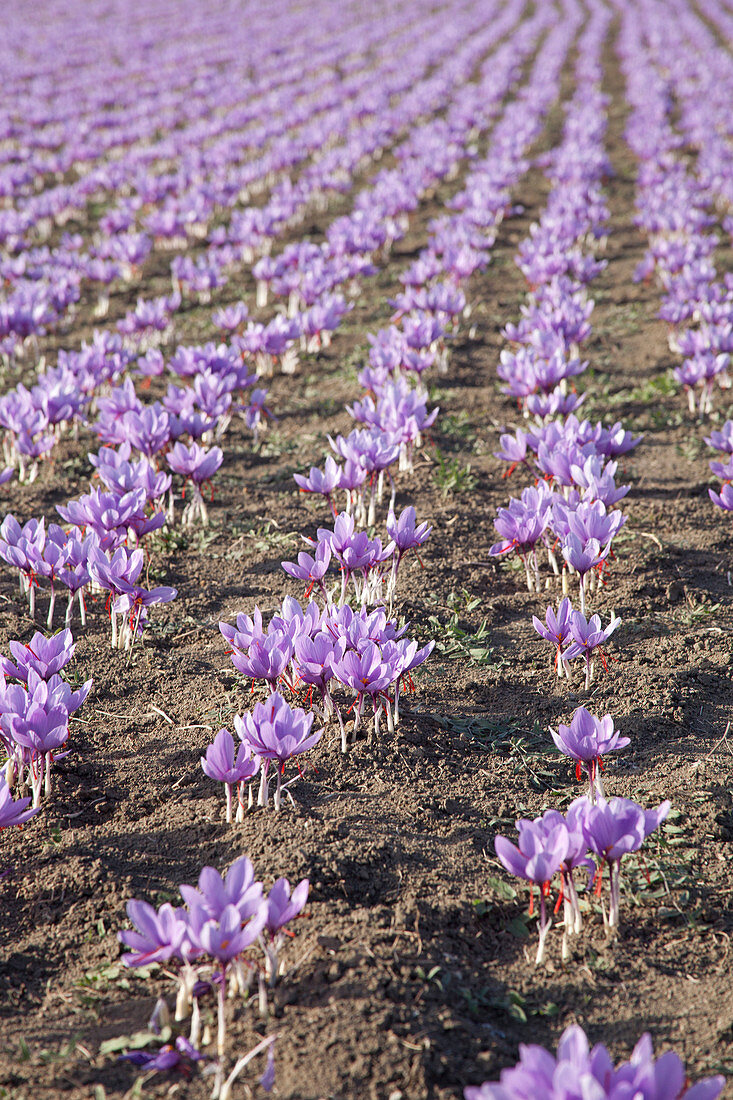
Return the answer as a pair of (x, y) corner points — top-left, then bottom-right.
(582, 796), (670, 928)
(532, 596), (573, 678)
(201, 728), (260, 822)
(463, 1024), (724, 1100)
(563, 609), (620, 690)
(0, 774), (41, 829)
(551, 707), (630, 800)
(494, 816), (569, 965)
(235, 693), (321, 811)
(263, 877), (309, 985)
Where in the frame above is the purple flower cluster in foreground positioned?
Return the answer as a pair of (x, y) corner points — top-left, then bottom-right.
(464, 1024), (724, 1100)
(119, 856), (307, 1096)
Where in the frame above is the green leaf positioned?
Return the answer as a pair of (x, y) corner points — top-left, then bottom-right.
(508, 915), (530, 939)
(486, 875), (517, 901)
(99, 1031), (157, 1057)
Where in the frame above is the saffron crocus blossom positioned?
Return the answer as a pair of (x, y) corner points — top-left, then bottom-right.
(532, 597), (573, 678)
(57, 487), (149, 551)
(179, 856), (264, 923)
(262, 877), (309, 985)
(561, 533), (608, 615)
(709, 483), (733, 513)
(330, 641), (397, 750)
(582, 796), (670, 928)
(188, 902), (267, 964)
(3, 669), (80, 805)
(0, 774), (41, 828)
(563, 610), (620, 690)
(119, 900), (188, 967)
(385, 505), (431, 610)
(464, 1024), (724, 1100)
(229, 632), (294, 689)
(167, 442), (223, 527)
(494, 816), (569, 964)
(113, 583), (178, 649)
(1, 629), (75, 682)
(293, 631), (344, 719)
(551, 707), (630, 800)
(187, 895), (268, 1091)
(493, 429), (530, 478)
(281, 541), (332, 602)
(490, 484), (552, 592)
(200, 728), (261, 822)
(294, 456), (342, 514)
(235, 693), (321, 810)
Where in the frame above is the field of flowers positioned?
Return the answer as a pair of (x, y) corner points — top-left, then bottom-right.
(1, 0), (732, 1096)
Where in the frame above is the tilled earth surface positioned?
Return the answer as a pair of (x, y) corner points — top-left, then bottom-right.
(0, 32), (732, 1100)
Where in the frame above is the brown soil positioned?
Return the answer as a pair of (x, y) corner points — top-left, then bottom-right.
(0, 26), (732, 1100)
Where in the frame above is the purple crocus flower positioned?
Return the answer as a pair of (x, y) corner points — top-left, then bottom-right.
(179, 856), (264, 923)
(532, 597), (573, 678)
(230, 632), (294, 689)
(0, 774), (41, 828)
(266, 877), (309, 935)
(386, 505), (432, 555)
(188, 901), (268, 964)
(294, 456), (342, 514)
(494, 815), (569, 963)
(560, 533), (608, 614)
(293, 631), (344, 719)
(235, 693), (321, 810)
(385, 505), (431, 609)
(200, 728), (261, 822)
(490, 484), (552, 592)
(551, 707), (630, 800)
(119, 900), (188, 967)
(261, 876), (309, 987)
(705, 420), (733, 454)
(563, 610), (620, 689)
(464, 1024), (724, 1100)
(281, 541), (332, 601)
(331, 640), (398, 747)
(493, 429), (530, 478)
(7, 675), (70, 805)
(167, 442), (223, 527)
(113, 583), (178, 644)
(709, 483), (733, 512)
(582, 796), (670, 927)
(1, 629), (75, 682)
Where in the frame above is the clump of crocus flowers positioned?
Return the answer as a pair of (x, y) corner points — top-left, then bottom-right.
(0, 628), (91, 806)
(464, 1024), (724, 1100)
(494, 789), (669, 964)
(534, 596), (620, 689)
(220, 597), (432, 754)
(494, 704), (670, 962)
(220, 506), (434, 755)
(201, 692), (321, 815)
(118, 855), (308, 1097)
